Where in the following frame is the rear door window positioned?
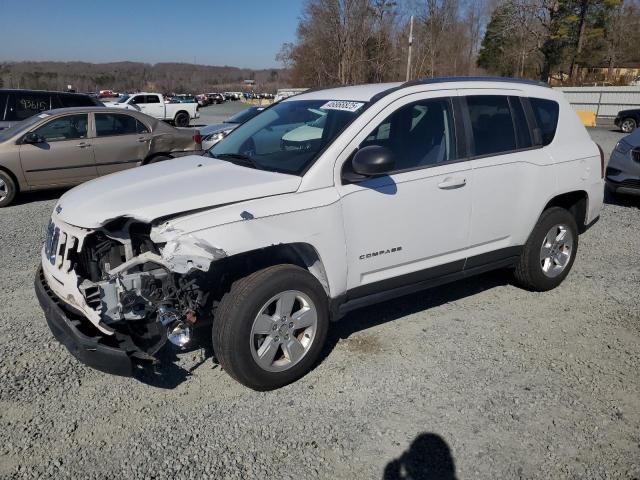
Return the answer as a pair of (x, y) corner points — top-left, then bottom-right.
(530, 98), (560, 145)
(95, 113), (138, 136)
(145, 95), (160, 104)
(136, 119), (150, 134)
(14, 92), (52, 121)
(466, 95), (517, 156)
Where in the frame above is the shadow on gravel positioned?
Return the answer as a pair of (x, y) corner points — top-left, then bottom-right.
(133, 326), (215, 389)
(322, 269), (511, 362)
(133, 268), (510, 389)
(383, 432), (457, 480)
(11, 187), (68, 206)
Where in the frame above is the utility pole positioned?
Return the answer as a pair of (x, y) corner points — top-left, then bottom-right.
(406, 15), (414, 81)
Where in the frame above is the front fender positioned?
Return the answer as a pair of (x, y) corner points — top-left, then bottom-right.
(151, 188), (348, 298)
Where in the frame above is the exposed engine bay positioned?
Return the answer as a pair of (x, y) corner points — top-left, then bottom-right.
(52, 217), (220, 361)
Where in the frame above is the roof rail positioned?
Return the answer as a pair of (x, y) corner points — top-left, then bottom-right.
(409, 76), (550, 88)
(369, 75), (550, 104)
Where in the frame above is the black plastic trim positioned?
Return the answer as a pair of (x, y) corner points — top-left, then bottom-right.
(35, 268), (134, 377)
(333, 246), (522, 318)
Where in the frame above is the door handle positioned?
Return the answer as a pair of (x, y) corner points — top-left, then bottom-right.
(137, 137), (149, 142)
(437, 177), (466, 189)
(75, 142), (91, 148)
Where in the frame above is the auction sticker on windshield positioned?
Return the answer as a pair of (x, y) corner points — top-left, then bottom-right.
(320, 101), (365, 112)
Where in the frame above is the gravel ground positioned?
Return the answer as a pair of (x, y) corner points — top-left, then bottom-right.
(0, 128), (638, 479)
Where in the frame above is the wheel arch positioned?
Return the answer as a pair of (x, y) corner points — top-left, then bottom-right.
(142, 153), (173, 165)
(0, 165), (21, 194)
(542, 190), (588, 233)
(174, 110), (189, 121)
(208, 242), (331, 299)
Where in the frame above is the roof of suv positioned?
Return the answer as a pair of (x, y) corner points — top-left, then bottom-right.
(290, 77), (551, 102)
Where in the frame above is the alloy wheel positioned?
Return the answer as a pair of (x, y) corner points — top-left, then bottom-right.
(250, 290), (318, 372)
(621, 119), (636, 133)
(540, 224), (574, 278)
(0, 178), (8, 202)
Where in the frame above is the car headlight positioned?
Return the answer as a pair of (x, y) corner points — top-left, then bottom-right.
(614, 140), (632, 155)
(204, 130), (232, 145)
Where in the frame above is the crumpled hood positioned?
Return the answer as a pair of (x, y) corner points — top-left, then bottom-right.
(56, 156), (301, 228)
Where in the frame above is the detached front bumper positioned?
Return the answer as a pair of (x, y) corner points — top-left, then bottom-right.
(35, 267), (134, 377)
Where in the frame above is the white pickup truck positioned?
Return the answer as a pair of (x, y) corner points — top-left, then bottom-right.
(108, 92), (199, 127)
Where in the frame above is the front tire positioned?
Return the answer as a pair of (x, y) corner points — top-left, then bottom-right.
(213, 265), (329, 390)
(513, 207), (578, 291)
(0, 171), (17, 208)
(620, 117), (637, 133)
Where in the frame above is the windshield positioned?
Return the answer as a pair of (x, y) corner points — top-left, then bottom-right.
(0, 114), (47, 141)
(209, 99), (367, 175)
(225, 107), (262, 124)
(116, 95), (130, 103)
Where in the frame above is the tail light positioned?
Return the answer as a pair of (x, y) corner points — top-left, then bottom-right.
(596, 143), (605, 178)
(193, 134), (202, 145)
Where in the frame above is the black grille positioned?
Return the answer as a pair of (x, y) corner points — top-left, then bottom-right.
(632, 149), (640, 163)
(620, 179), (640, 189)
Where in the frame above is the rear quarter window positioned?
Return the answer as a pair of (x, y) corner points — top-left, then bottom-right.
(14, 92), (52, 120)
(530, 98), (559, 146)
(56, 94), (97, 108)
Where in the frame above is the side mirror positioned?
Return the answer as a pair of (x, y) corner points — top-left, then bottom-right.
(23, 132), (44, 144)
(352, 145), (396, 176)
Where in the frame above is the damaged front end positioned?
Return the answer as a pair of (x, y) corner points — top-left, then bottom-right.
(37, 216), (222, 375)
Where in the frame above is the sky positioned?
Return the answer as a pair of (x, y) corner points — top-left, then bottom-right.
(0, 0), (306, 69)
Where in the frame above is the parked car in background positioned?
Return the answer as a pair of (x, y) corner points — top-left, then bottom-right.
(98, 90), (117, 98)
(108, 92), (199, 127)
(172, 94), (198, 105)
(195, 94), (209, 107)
(0, 107), (202, 207)
(274, 88), (309, 103)
(200, 106), (265, 149)
(0, 89), (102, 130)
(606, 130), (640, 196)
(206, 93), (225, 104)
(35, 78), (603, 390)
(224, 92), (242, 101)
(614, 109), (640, 133)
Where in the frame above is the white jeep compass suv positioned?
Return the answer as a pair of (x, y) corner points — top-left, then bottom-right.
(36, 77), (605, 390)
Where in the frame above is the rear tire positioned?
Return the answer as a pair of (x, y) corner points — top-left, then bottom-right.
(212, 265), (329, 391)
(174, 112), (190, 127)
(513, 207), (578, 291)
(0, 171), (17, 208)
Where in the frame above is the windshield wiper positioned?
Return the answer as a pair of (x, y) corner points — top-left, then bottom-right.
(214, 153), (261, 169)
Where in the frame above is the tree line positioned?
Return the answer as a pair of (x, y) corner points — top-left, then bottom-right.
(279, 0), (640, 87)
(0, 61), (288, 93)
